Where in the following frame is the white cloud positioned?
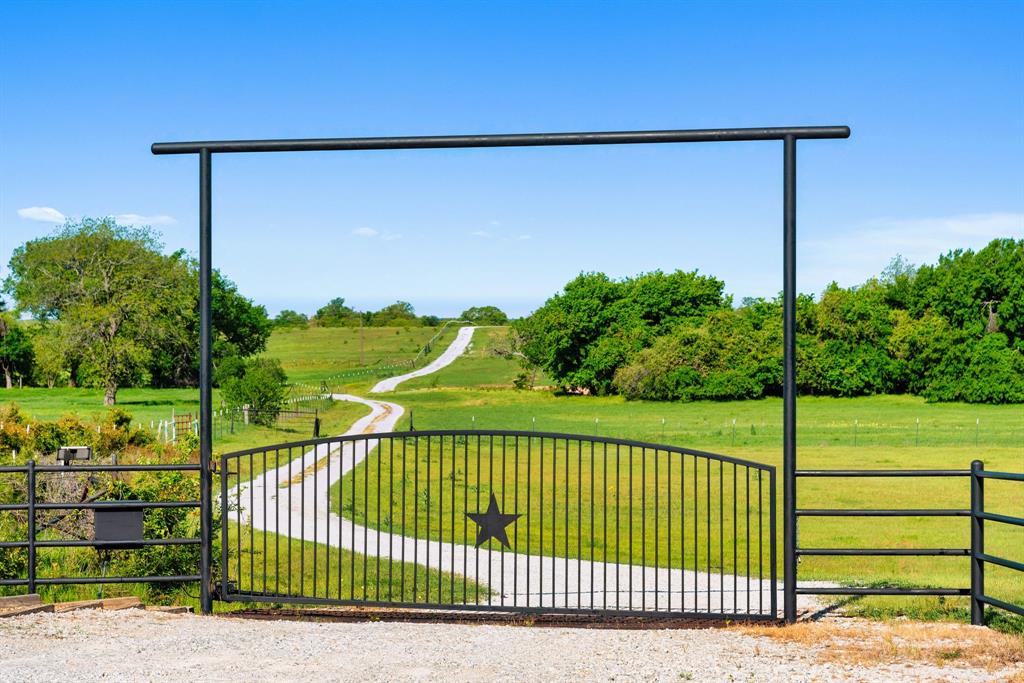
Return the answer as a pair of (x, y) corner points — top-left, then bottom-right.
(517, 234), (532, 241)
(381, 233), (402, 241)
(352, 227), (378, 237)
(113, 213), (176, 226)
(801, 212), (1024, 292)
(17, 206), (65, 223)
(470, 230), (491, 238)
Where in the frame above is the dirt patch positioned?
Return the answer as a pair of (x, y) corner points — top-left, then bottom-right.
(741, 619), (1024, 671)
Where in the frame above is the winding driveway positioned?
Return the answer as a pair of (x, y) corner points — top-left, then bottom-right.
(229, 327), (822, 615)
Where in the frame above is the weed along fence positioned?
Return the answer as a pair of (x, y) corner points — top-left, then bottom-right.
(0, 459), (203, 595)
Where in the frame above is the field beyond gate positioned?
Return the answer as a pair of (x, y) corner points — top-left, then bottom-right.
(221, 431), (777, 620)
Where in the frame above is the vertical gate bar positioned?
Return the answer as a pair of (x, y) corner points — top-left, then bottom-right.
(654, 448), (659, 612)
(352, 438), (359, 600)
(268, 450), (272, 593)
(770, 467), (778, 618)
(451, 435), (457, 605)
(539, 436), (544, 607)
(376, 438), (381, 600)
(628, 445), (634, 611)
(590, 440), (595, 610)
(565, 438), (573, 610)
(425, 436), (431, 602)
(745, 466), (750, 613)
(337, 442), (344, 600)
(733, 463), (738, 615)
(220, 455), (228, 598)
(706, 458), (711, 612)
(246, 452), (251, 594)
(758, 469), (764, 615)
(26, 460), (35, 595)
(693, 455), (698, 611)
(615, 443), (621, 610)
(555, 437), (561, 607)
(412, 435), (418, 602)
(526, 436), (531, 608)
(783, 133), (798, 623)
(475, 434), (481, 605)
(275, 449), (280, 598)
(642, 446), (647, 611)
(198, 148), (213, 614)
(603, 441), (608, 611)
(400, 438), (407, 601)
(324, 445), (330, 599)
(389, 439), (395, 601)
(720, 460), (724, 614)
(364, 439), (370, 601)
(463, 436), (469, 604)
(313, 444), (318, 598)
(663, 450), (671, 610)
(251, 453), (256, 594)
(514, 435), (520, 608)
(577, 439), (582, 610)
(971, 459), (985, 625)
(286, 446), (290, 593)
(501, 434), (507, 607)
(493, 436), (497, 606)
(679, 452), (685, 612)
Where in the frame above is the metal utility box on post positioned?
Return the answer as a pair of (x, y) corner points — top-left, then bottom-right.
(94, 507), (145, 550)
(57, 446), (92, 462)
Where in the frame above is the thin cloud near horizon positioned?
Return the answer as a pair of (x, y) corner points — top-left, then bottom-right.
(16, 206), (176, 226)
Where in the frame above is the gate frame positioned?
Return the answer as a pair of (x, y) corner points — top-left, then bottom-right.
(152, 125), (852, 617)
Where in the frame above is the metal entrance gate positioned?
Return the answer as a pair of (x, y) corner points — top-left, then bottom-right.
(219, 430), (776, 620)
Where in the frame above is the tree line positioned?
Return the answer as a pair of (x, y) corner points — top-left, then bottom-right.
(514, 238), (1024, 404)
(272, 301), (509, 328)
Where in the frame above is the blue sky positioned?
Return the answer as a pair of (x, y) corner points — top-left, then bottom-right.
(2, 1), (1022, 317)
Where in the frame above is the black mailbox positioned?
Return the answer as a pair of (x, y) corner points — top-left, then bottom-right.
(93, 507), (144, 549)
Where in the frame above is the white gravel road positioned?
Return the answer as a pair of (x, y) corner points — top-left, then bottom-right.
(1, 609), (1015, 682)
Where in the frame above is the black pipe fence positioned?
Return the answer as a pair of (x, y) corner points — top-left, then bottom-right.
(0, 462), (202, 594)
(794, 461), (1024, 624)
(219, 430), (778, 619)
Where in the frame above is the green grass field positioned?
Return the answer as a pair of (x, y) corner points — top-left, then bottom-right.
(267, 324), (460, 384)
(401, 326), (542, 390)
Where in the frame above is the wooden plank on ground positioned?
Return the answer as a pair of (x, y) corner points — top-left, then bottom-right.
(0, 603), (55, 618)
(55, 599), (105, 613)
(0, 594), (43, 609)
(100, 597), (144, 611)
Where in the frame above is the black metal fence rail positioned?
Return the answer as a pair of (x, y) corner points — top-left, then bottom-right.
(794, 461), (1024, 624)
(971, 461), (1024, 623)
(220, 430), (777, 620)
(0, 462), (202, 593)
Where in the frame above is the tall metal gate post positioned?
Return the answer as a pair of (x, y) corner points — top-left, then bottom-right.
(199, 148), (214, 615)
(782, 135), (798, 623)
(970, 459), (984, 625)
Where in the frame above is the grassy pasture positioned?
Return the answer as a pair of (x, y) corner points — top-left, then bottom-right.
(400, 326), (540, 389)
(267, 324), (459, 384)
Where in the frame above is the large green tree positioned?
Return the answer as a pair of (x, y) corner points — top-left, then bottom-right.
(4, 219), (188, 405)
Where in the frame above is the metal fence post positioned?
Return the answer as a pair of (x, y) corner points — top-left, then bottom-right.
(198, 147), (213, 615)
(27, 459), (36, 595)
(971, 459), (984, 625)
(782, 134), (798, 624)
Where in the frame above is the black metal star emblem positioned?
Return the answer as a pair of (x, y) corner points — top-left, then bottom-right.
(466, 493), (521, 549)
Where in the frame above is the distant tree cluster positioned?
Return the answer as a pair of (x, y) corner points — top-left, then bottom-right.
(273, 299), (510, 329)
(514, 239), (1024, 404)
(2, 219), (273, 404)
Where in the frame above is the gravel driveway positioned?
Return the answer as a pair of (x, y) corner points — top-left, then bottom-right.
(1, 610), (1017, 682)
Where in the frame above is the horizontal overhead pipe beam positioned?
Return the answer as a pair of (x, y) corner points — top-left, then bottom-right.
(152, 126), (850, 155)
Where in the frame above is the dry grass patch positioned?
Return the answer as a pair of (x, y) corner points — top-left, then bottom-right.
(740, 619), (1024, 671)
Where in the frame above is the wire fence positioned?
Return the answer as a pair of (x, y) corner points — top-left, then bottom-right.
(150, 397), (331, 444)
